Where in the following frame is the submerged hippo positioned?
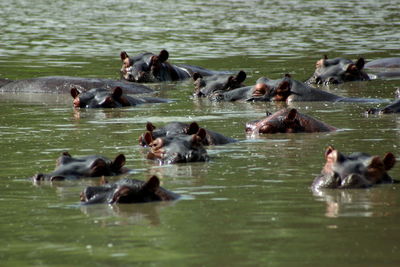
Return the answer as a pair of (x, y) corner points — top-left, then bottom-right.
(33, 152), (129, 182)
(71, 87), (170, 108)
(311, 146), (396, 190)
(366, 98), (400, 114)
(365, 57), (400, 69)
(142, 130), (209, 164)
(138, 121), (236, 146)
(80, 176), (179, 204)
(365, 57), (400, 79)
(305, 56), (370, 85)
(245, 108), (336, 135)
(193, 71), (273, 102)
(269, 74), (385, 103)
(193, 70), (247, 97)
(0, 76), (153, 94)
(120, 49), (222, 83)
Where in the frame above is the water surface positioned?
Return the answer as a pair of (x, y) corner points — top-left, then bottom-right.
(1, 0), (400, 265)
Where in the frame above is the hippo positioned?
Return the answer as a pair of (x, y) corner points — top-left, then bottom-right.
(305, 56), (370, 85)
(80, 175), (179, 204)
(193, 70), (247, 97)
(208, 79), (275, 102)
(269, 74), (385, 103)
(245, 108), (336, 135)
(138, 121), (236, 146)
(311, 146), (396, 190)
(32, 152), (129, 182)
(120, 49), (222, 83)
(0, 76), (153, 94)
(365, 58), (400, 69)
(142, 130), (209, 164)
(71, 87), (170, 108)
(366, 98), (400, 114)
(365, 58), (400, 79)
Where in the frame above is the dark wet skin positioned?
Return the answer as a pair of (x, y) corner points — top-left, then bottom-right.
(120, 49), (221, 83)
(267, 74), (386, 103)
(311, 146), (396, 190)
(70, 86), (170, 108)
(80, 175), (179, 204)
(0, 76), (153, 94)
(32, 152), (129, 182)
(138, 121), (236, 146)
(245, 108), (336, 135)
(305, 56), (370, 85)
(143, 129), (209, 164)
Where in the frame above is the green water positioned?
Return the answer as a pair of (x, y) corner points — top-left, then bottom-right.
(1, 0), (400, 266)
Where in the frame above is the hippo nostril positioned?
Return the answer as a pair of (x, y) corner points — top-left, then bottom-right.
(327, 77), (338, 84)
(33, 173), (45, 181)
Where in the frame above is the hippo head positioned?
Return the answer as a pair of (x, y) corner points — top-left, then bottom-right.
(33, 153), (127, 182)
(366, 99), (400, 115)
(312, 146), (396, 190)
(193, 70), (246, 97)
(80, 176), (175, 204)
(306, 56), (370, 84)
(71, 87), (132, 108)
(138, 121), (202, 146)
(120, 50), (177, 82)
(143, 129), (209, 164)
(269, 75), (294, 102)
(245, 109), (305, 134)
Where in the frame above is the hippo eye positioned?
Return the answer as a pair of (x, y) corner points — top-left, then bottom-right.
(150, 139), (163, 149)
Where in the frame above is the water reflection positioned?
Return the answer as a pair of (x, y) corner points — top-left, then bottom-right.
(80, 201), (177, 226)
(312, 186), (399, 218)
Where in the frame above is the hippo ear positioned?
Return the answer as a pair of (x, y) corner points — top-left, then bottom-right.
(284, 73), (291, 78)
(112, 87), (123, 99)
(142, 175), (160, 192)
(146, 122), (156, 132)
(112, 154), (126, 171)
(187, 122), (200, 135)
(324, 146), (337, 162)
(70, 88), (80, 99)
(236, 70), (247, 83)
(286, 109), (297, 121)
(158, 50), (169, 62)
(144, 131), (154, 145)
(33, 173), (45, 182)
(61, 151), (72, 158)
(196, 128), (207, 141)
(323, 55), (328, 60)
(120, 51), (129, 61)
(355, 58), (365, 70)
(383, 152), (396, 171)
(193, 72), (203, 81)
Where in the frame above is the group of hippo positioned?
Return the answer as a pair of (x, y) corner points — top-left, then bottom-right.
(3, 50), (399, 204)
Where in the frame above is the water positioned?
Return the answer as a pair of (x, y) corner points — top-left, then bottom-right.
(1, 0), (400, 265)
